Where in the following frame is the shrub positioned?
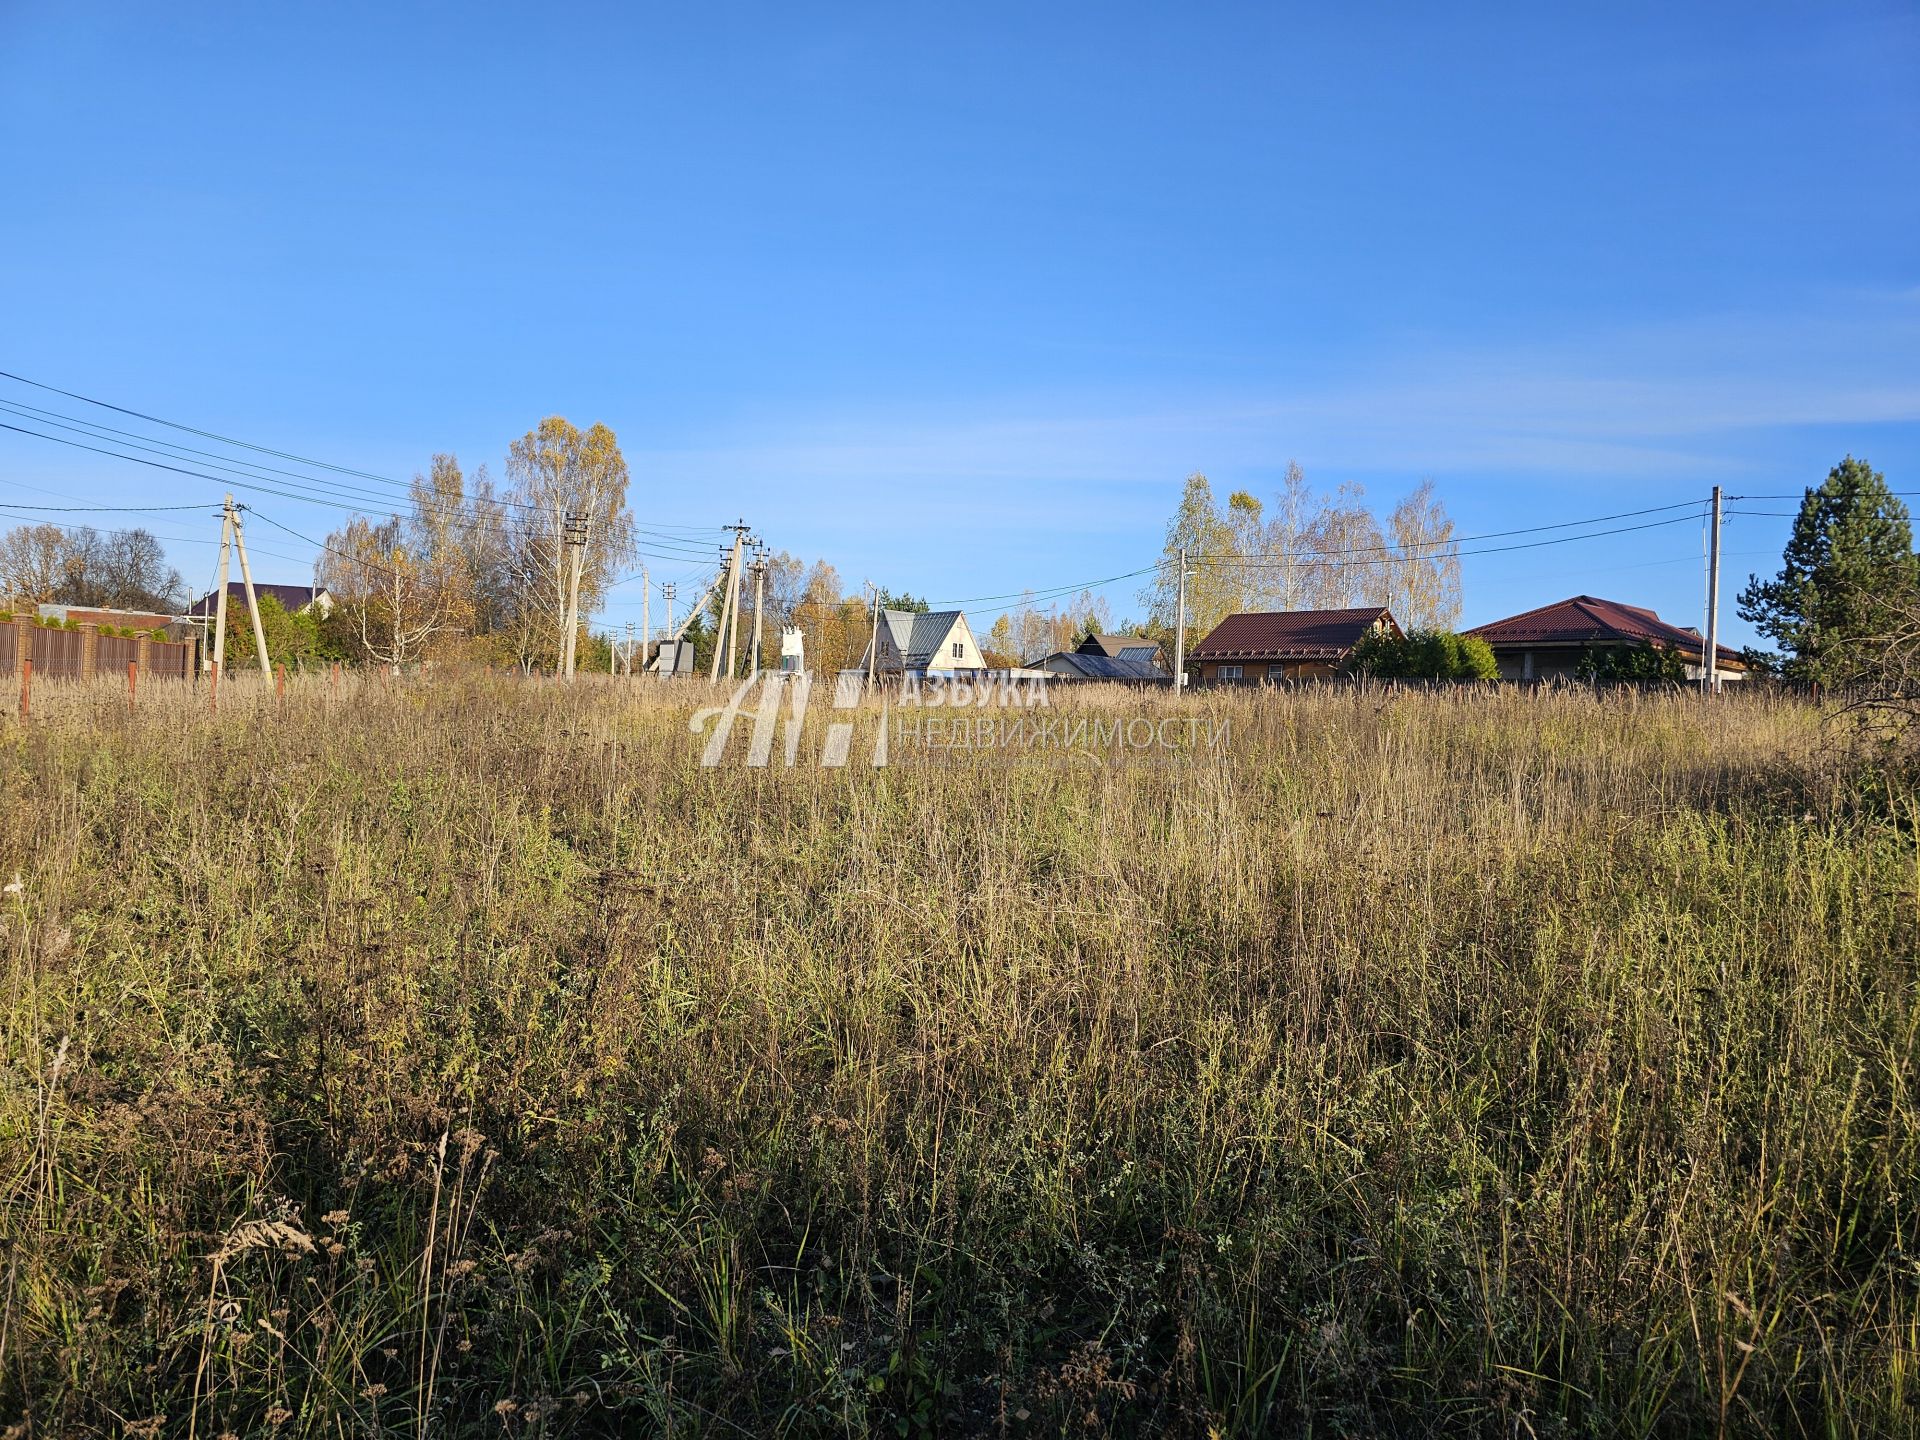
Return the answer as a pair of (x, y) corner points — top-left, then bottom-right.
(1348, 627), (1499, 680)
(1575, 641), (1690, 685)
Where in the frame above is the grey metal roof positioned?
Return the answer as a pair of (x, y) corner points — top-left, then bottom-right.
(1076, 632), (1163, 661)
(882, 609), (964, 668)
(1038, 651), (1172, 683)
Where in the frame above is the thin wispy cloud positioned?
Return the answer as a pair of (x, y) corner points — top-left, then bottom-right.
(632, 291), (1920, 531)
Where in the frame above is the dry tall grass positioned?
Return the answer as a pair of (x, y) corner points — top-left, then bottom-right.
(0, 674), (1913, 1436)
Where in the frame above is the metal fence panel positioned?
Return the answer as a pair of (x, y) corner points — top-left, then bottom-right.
(32, 627), (83, 680)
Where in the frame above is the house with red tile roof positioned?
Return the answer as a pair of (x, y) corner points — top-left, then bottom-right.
(1190, 607), (1400, 683)
(1465, 595), (1746, 682)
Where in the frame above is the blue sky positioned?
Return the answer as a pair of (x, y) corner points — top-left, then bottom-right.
(2, 1), (1916, 644)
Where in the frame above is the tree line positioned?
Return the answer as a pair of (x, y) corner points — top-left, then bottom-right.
(0, 524), (185, 615)
(9, 449), (1907, 691)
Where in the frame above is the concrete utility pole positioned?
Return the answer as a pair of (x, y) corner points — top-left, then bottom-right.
(659, 572), (722, 677)
(661, 582), (676, 677)
(708, 544), (733, 682)
(866, 582), (880, 687)
(709, 524), (748, 682)
(750, 546), (767, 676)
(228, 500), (273, 679)
(638, 566), (648, 678)
(1173, 546), (1189, 691)
(211, 500), (234, 681)
(728, 526), (749, 679)
(1704, 485), (1723, 695)
(561, 513), (588, 679)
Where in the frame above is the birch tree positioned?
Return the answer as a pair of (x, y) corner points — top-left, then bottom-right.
(322, 514), (466, 670)
(504, 417), (636, 674)
(1140, 473), (1239, 639)
(1385, 479), (1462, 630)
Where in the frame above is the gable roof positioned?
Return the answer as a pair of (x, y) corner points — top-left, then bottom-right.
(1038, 651), (1173, 683)
(1191, 607), (1397, 661)
(1077, 632), (1164, 663)
(1466, 595), (1744, 664)
(880, 608), (967, 669)
(188, 582), (328, 617)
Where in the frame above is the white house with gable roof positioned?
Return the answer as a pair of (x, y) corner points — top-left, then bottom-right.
(861, 608), (986, 676)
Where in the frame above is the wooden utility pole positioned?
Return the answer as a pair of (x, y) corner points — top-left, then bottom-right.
(229, 499), (272, 679)
(1173, 546), (1189, 691)
(1704, 485), (1723, 695)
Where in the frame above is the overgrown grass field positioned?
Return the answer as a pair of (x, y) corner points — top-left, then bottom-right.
(1, 677), (1914, 1436)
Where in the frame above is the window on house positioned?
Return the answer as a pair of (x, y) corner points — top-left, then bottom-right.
(1219, 664), (1243, 681)
(1267, 664), (1288, 680)
(952, 641), (963, 659)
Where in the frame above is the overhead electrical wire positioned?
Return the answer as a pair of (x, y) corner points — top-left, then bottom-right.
(0, 372), (734, 540)
(0, 366), (481, 504)
(0, 494), (213, 513)
(1182, 498), (1707, 563)
(0, 503), (309, 567)
(18, 367), (1879, 634)
(0, 418), (730, 576)
(1187, 509), (1707, 571)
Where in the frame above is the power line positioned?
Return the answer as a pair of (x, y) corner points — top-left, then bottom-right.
(0, 395), (472, 516)
(1728, 491), (1920, 501)
(0, 495), (212, 513)
(0, 402), (545, 522)
(1190, 510), (1706, 570)
(0, 503), (310, 566)
(928, 562), (1165, 609)
(0, 375), (736, 534)
(933, 502), (1712, 615)
(0, 367), (452, 502)
(1183, 498), (1706, 562)
(0, 417), (403, 514)
(244, 506), (409, 582)
(2, 420), (728, 581)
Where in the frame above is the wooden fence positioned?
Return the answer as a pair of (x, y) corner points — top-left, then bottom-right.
(0, 620), (194, 683)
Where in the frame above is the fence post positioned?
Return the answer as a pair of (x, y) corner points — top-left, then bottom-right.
(276, 663), (286, 705)
(79, 622), (98, 681)
(128, 660), (138, 713)
(18, 657), (28, 720)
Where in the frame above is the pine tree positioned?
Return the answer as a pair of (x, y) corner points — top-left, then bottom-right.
(1738, 457), (1917, 683)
